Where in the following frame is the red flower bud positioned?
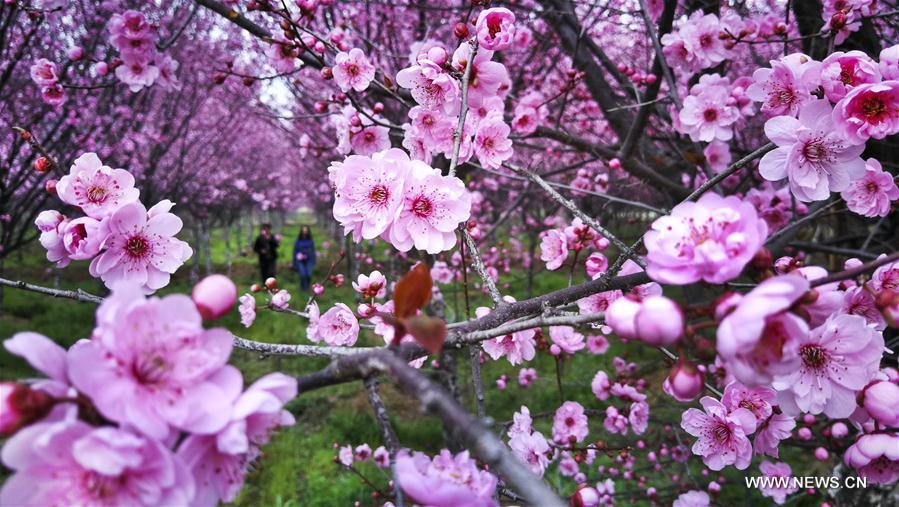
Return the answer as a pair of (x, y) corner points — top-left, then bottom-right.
(1, 382), (55, 437)
(33, 156), (51, 173)
(453, 22), (469, 39)
(45, 179), (58, 194)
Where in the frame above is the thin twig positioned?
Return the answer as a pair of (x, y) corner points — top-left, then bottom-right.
(448, 40), (477, 178)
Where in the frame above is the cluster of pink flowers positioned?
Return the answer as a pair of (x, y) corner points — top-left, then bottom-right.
(395, 449), (498, 507)
(507, 406), (552, 476)
(108, 10), (178, 92)
(0, 283), (296, 506)
(539, 217), (610, 271)
(330, 104), (392, 156)
(29, 58), (66, 105)
(591, 372), (652, 436)
(36, 153), (192, 292)
(661, 12), (731, 72)
(329, 148), (472, 254)
(477, 299), (537, 365)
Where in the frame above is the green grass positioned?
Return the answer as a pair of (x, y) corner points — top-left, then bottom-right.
(0, 214), (823, 506)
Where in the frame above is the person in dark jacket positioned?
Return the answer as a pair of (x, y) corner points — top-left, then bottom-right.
(253, 223), (280, 282)
(293, 226), (316, 291)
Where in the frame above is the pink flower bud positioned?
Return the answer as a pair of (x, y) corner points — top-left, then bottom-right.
(663, 358), (704, 402)
(67, 46), (84, 61)
(797, 427), (812, 440)
(549, 343), (561, 356)
(814, 447), (829, 460)
(606, 296), (640, 339)
(191, 274), (238, 320)
(608, 158), (621, 170)
(571, 485), (600, 507)
(634, 296), (683, 346)
(265, 277), (278, 290)
(830, 422), (849, 438)
(861, 380), (899, 427)
(357, 303), (375, 318)
(1, 382), (54, 437)
(585, 252), (608, 278)
(312, 283), (324, 295)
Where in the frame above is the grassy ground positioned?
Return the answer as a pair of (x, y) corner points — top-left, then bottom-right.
(0, 214), (820, 506)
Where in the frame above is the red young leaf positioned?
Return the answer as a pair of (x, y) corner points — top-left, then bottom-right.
(403, 315), (447, 355)
(393, 262), (432, 319)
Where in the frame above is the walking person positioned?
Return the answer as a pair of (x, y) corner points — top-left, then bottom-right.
(293, 226), (317, 291)
(253, 223), (280, 282)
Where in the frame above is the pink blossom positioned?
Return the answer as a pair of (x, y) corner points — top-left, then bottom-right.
(238, 294), (256, 328)
(760, 99), (866, 201)
(549, 326), (585, 354)
(518, 368), (537, 386)
(629, 401), (650, 434)
(109, 10), (152, 40)
(746, 53), (821, 117)
(395, 449), (498, 507)
(480, 309), (536, 365)
(329, 148), (408, 240)
(350, 125), (391, 156)
(721, 382), (775, 421)
(178, 373), (296, 506)
(267, 40), (297, 74)
(680, 397), (756, 470)
(841, 158), (899, 217)
(861, 380), (899, 427)
(772, 314), (884, 418)
(68, 284), (236, 439)
(606, 296), (641, 339)
(430, 261), (454, 284)
(373, 446), (390, 468)
(338, 445), (354, 467)
(29, 58), (59, 86)
(634, 295), (683, 346)
(754, 413), (796, 458)
(584, 252), (608, 278)
(192, 275), (237, 320)
(473, 112), (513, 169)
(663, 359), (705, 402)
(663, 12), (727, 71)
(509, 431), (551, 476)
(673, 490), (710, 507)
(59, 217), (102, 261)
(603, 406), (629, 435)
(879, 44), (899, 80)
(40, 83), (66, 105)
(833, 80), (899, 144)
(56, 152), (140, 219)
(843, 433), (899, 484)
(645, 192), (768, 284)
(540, 229), (568, 270)
(407, 106), (455, 152)
(508, 406), (534, 440)
(552, 401), (589, 444)
(396, 59), (460, 114)
(475, 8), (516, 51)
(703, 141), (732, 172)
(306, 302), (359, 346)
(870, 259), (899, 294)
(353, 270), (387, 299)
(451, 44), (510, 107)
(840, 285), (887, 330)
(0, 418), (194, 507)
(758, 461), (798, 504)
(820, 51), (881, 103)
(332, 48), (375, 92)
(88, 200), (192, 292)
(355, 443), (372, 461)
(389, 162), (471, 254)
(678, 82), (740, 142)
(577, 290), (622, 315)
(586, 334), (610, 354)
(115, 61), (160, 92)
(717, 275), (808, 385)
(270, 289), (291, 310)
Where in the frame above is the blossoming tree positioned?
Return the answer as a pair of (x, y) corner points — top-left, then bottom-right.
(2, 0), (899, 506)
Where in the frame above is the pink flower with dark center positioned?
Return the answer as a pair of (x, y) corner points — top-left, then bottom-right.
(833, 80), (899, 144)
(841, 158), (899, 217)
(645, 192), (768, 285)
(350, 125), (391, 156)
(41, 83), (66, 105)
(60, 216), (102, 261)
(389, 162), (471, 254)
(747, 53), (821, 117)
(270, 289), (291, 310)
(89, 200), (192, 292)
(540, 229), (568, 271)
(57, 152), (140, 219)
(839, 285), (887, 330)
(673, 490), (710, 507)
(678, 83), (740, 142)
(870, 259), (899, 294)
(0, 418), (195, 507)
(772, 313), (884, 418)
(475, 8), (516, 51)
(306, 302), (359, 346)
(753, 412), (796, 458)
(552, 401), (589, 444)
(396, 59), (460, 114)
(408, 106), (455, 152)
(509, 431), (551, 476)
(396, 449), (498, 507)
(680, 396), (756, 470)
(68, 284), (236, 440)
(820, 50), (882, 103)
(473, 112), (513, 169)
(721, 382), (775, 421)
(843, 433), (899, 484)
(115, 61), (160, 92)
(451, 44), (510, 107)
(266, 39), (297, 74)
(681, 13), (728, 70)
(109, 10), (152, 40)
(333, 48), (375, 92)
(353, 270), (387, 299)
(29, 58), (58, 86)
(329, 148), (409, 241)
(549, 326), (586, 354)
(761, 99), (866, 202)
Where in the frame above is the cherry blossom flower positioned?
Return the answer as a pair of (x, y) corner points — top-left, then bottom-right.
(388, 162), (471, 254)
(754, 412), (796, 458)
(603, 406), (629, 435)
(373, 446), (390, 468)
(29, 58), (59, 86)
(0, 418), (195, 507)
(36, 210), (71, 267)
(680, 396), (756, 470)
(820, 50), (882, 103)
(109, 10), (152, 40)
(475, 8), (516, 51)
(396, 59), (460, 114)
(678, 82), (740, 142)
(508, 406), (534, 440)
(747, 53), (821, 117)
(758, 461), (798, 504)
(833, 80), (899, 144)
(267, 39), (297, 74)
(772, 314), (884, 419)
(177, 373), (296, 506)
(238, 293), (256, 328)
(407, 106), (455, 152)
(332, 48), (376, 92)
(843, 433), (899, 484)
(840, 285), (888, 330)
(451, 44), (510, 107)
(395, 449), (498, 507)
(270, 289), (291, 310)
(592, 370), (612, 400)
(540, 229), (568, 270)
(549, 326), (586, 355)
(306, 302), (359, 346)
(350, 125), (391, 156)
(841, 158), (899, 217)
(552, 401), (589, 444)
(473, 112), (513, 169)
(645, 192), (768, 285)
(353, 270), (387, 299)
(40, 83), (66, 105)
(880, 44), (899, 80)
(115, 61), (160, 92)
(56, 152), (140, 219)
(509, 431), (551, 476)
(760, 99), (866, 201)
(68, 284), (237, 439)
(716, 275), (808, 385)
(479, 307), (536, 365)
(88, 200), (192, 292)
(673, 490), (710, 507)
(330, 148), (409, 241)
(338, 445), (354, 467)
(430, 261), (454, 284)
(629, 401), (650, 434)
